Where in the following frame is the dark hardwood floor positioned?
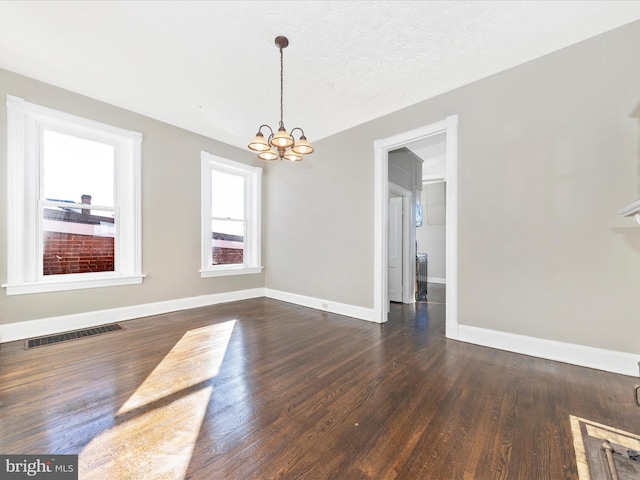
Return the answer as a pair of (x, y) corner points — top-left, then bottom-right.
(1, 284), (638, 479)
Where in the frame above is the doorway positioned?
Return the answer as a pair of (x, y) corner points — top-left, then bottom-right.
(373, 115), (459, 340)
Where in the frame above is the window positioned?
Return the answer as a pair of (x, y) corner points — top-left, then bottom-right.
(201, 151), (262, 277)
(4, 95), (143, 295)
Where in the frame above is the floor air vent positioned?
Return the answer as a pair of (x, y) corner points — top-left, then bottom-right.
(25, 323), (124, 349)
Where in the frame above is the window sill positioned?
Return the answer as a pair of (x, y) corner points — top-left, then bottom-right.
(2, 274), (145, 296)
(200, 266), (263, 278)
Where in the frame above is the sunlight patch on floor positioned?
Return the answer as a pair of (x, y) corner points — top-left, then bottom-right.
(118, 320), (236, 415)
(79, 320), (236, 479)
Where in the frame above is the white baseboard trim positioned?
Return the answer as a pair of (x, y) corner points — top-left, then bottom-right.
(427, 277), (446, 284)
(264, 288), (378, 323)
(8, 288), (633, 377)
(0, 288), (266, 343)
(457, 324), (640, 377)
(0, 287), (377, 343)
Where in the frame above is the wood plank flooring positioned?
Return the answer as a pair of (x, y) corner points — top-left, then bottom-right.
(1, 284), (639, 479)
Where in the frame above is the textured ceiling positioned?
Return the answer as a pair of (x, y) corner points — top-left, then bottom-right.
(1, 1), (640, 150)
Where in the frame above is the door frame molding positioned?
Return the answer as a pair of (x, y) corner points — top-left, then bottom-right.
(388, 182), (413, 305)
(373, 114), (459, 339)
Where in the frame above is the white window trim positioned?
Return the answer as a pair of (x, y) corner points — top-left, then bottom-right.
(4, 95), (144, 295)
(200, 151), (262, 278)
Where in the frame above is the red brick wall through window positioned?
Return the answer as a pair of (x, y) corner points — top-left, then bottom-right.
(212, 232), (243, 265)
(43, 232), (114, 275)
(212, 247), (243, 265)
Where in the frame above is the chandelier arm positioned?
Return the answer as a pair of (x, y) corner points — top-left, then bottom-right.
(290, 127), (305, 138)
(258, 124), (274, 136)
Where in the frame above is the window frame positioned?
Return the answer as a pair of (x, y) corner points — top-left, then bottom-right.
(200, 151), (262, 277)
(4, 95), (144, 295)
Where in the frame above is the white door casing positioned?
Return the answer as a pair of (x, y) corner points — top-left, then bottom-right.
(373, 114), (459, 339)
(389, 182), (414, 305)
(388, 196), (403, 302)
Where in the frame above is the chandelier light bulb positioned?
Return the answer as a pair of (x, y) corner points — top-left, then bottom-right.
(292, 135), (314, 155)
(283, 149), (302, 162)
(257, 148), (279, 161)
(271, 126), (294, 148)
(248, 131), (271, 152)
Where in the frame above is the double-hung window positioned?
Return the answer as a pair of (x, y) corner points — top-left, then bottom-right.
(4, 95), (143, 295)
(201, 151), (262, 277)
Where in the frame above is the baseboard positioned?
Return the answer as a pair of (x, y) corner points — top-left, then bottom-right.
(427, 277), (446, 284)
(457, 324), (640, 377)
(0, 287), (377, 343)
(264, 288), (378, 323)
(0, 288), (266, 343)
(8, 289), (632, 377)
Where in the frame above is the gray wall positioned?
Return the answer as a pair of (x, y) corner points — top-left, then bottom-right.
(266, 20), (640, 354)
(388, 148), (422, 194)
(263, 137), (372, 306)
(0, 68), (265, 325)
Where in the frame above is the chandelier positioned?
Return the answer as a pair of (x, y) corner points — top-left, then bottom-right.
(248, 36), (314, 162)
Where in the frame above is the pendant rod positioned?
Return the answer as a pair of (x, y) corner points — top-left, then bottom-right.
(279, 44), (284, 129)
